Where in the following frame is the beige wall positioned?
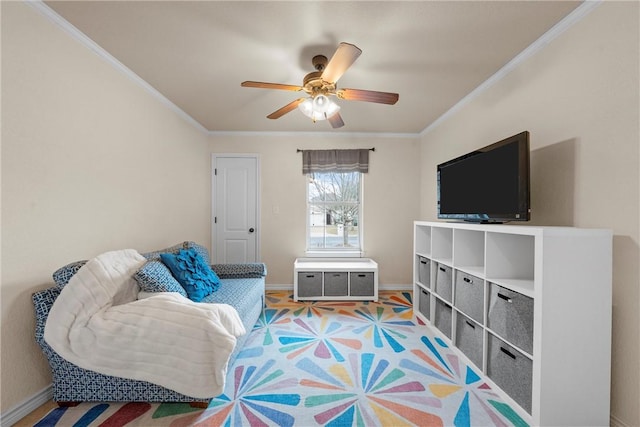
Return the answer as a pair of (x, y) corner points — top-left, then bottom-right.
(419, 2), (639, 425)
(1, 2), (210, 412)
(208, 133), (420, 286)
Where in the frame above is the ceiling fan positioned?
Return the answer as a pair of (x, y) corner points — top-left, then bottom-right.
(241, 42), (399, 128)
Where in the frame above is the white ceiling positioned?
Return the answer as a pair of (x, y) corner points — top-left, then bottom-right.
(44, 1), (582, 134)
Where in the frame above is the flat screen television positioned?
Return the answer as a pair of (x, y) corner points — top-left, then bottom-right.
(437, 131), (530, 223)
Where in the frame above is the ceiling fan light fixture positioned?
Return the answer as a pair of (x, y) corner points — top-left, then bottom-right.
(313, 94), (330, 113)
(298, 96), (340, 122)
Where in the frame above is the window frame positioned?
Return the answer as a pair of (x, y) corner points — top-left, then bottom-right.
(305, 171), (364, 258)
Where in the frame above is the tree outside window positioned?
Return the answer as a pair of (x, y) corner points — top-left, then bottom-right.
(307, 171), (362, 251)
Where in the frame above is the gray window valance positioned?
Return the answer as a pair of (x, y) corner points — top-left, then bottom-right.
(301, 149), (370, 174)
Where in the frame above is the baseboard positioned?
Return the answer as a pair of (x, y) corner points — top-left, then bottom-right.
(265, 284), (413, 291)
(265, 284), (293, 290)
(0, 385), (52, 426)
(610, 413), (631, 427)
(378, 284), (413, 291)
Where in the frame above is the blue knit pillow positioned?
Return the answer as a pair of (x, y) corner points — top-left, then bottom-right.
(160, 249), (220, 302)
(133, 259), (187, 297)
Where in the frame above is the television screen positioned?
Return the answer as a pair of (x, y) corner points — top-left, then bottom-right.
(437, 131), (530, 223)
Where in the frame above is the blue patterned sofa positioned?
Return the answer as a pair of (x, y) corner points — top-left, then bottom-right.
(32, 242), (266, 406)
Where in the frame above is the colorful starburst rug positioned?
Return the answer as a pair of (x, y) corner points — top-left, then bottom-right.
(35, 291), (528, 427)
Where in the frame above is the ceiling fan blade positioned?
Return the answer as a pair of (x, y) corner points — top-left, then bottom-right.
(267, 98), (306, 119)
(321, 42), (362, 84)
(241, 81), (303, 91)
(328, 113), (345, 129)
(337, 88), (399, 105)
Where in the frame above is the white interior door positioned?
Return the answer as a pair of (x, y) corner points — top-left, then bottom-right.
(212, 155), (259, 264)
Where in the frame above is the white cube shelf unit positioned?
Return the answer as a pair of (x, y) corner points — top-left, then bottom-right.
(413, 221), (612, 426)
(294, 258), (378, 301)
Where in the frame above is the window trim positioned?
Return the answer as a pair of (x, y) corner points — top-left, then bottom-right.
(305, 172), (365, 258)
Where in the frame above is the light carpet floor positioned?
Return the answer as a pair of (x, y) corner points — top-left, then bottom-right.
(34, 291), (528, 427)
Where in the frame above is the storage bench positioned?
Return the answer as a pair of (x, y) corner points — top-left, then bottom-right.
(293, 258), (378, 301)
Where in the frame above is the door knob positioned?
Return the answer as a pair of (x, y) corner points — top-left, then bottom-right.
(249, 228), (255, 233)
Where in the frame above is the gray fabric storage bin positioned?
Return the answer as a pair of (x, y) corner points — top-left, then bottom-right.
(454, 271), (484, 324)
(434, 298), (452, 339)
(487, 333), (533, 414)
(297, 272), (322, 298)
(435, 263), (453, 302)
(350, 272), (374, 296)
(418, 287), (431, 321)
(487, 283), (534, 354)
(324, 272), (348, 296)
(455, 312), (484, 369)
(418, 257), (430, 288)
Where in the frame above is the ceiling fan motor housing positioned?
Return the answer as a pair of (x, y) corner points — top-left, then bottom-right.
(312, 55), (328, 71)
(302, 55), (336, 97)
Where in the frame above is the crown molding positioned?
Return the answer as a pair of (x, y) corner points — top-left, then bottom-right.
(420, 0), (602, 137)
(25, 0), (210, 135)
(208, 130), (419, 139)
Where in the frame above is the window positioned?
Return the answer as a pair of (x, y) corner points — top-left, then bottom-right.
(307, 171), (362, 254)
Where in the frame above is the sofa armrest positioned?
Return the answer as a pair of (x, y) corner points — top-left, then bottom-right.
(33, 287), (62, 345)
(211, 263), (267, 279)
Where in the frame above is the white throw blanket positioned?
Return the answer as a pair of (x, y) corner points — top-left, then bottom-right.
(44, 249), (246, 398)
